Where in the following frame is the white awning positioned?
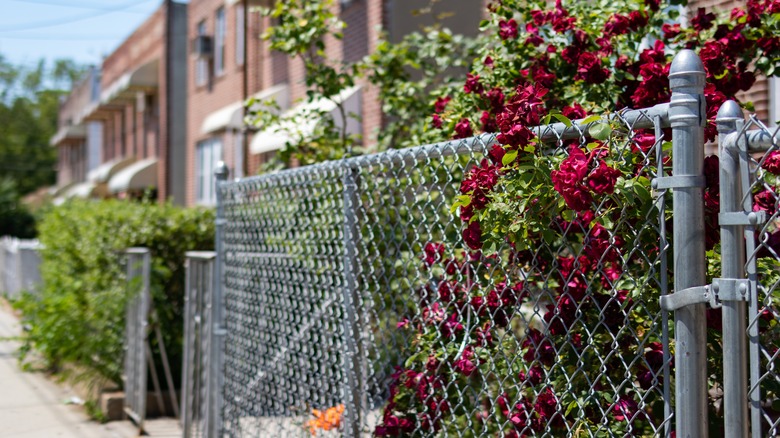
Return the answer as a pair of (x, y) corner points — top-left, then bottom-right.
(49, 182), (76, 198)
(87, 156), (136, 183)
(108, 158), (158, 193)
(64, 181), (107, 199)
(200, 84), (290, 135)
(249, 85), (361, 155)
(50, 124), (86, 146)
(100, 59), (159, 105)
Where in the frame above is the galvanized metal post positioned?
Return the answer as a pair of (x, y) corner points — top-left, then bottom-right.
(669, 49), (708, 437)
(211, 162), (229, 438)
(716, 100), (749, 438)
(341, 166), (362, 438)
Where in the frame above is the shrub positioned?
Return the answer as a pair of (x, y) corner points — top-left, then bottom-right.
(15, 199), (214, 386)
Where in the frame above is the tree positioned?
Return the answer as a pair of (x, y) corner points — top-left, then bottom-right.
(0, 55), (86, 196)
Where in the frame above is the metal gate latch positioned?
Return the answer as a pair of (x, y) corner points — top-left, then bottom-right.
(659, 278), (751, 312)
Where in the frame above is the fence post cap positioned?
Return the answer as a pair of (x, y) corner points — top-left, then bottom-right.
(670, 49), (705, 76)
(214, 161), (229, 181)
(716, 100), (743, 122)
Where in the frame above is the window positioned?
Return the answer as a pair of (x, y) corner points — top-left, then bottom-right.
(196, 138), (223, 205)
(235, 4), (245, 67)
(195, 20), (208, 86)
(215, 7), (226, 76)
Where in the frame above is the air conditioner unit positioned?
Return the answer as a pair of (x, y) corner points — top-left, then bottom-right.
(192, 35), (213, 58)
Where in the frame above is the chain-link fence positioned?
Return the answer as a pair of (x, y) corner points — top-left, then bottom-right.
(186, 50), (780, 437)
(0, 237), (42, 299)
(216, 101), (677, 436)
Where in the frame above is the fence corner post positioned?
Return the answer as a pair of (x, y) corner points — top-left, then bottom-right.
(716, 100), (749, 438)
(669, 49), (708, 438)
(211, 161), (229, 438)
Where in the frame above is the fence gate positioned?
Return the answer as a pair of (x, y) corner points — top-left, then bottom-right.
(124, 248), (152, 431)
(181, 251), (219, 438)
(124, 247), (179, 434)
(713, 100), (780, 438)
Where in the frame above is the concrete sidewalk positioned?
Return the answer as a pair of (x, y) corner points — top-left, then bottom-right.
(0, 303), (178, 438)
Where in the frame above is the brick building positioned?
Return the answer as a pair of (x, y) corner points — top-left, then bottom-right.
(186, 0), (484, 206)
(50, 66), (101, 202)
(73, 0), (188, 204)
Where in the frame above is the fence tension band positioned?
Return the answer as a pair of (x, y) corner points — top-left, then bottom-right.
(651, 175), (705, 190)
(660, 278), (751, 312)
(718, 211), (766, 227)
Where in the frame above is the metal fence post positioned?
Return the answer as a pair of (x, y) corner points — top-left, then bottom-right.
(716, 100), (749, 438)
(341, 166), (362, 438)
(211, 162), (229, 438)
(668, 49), (708, 437)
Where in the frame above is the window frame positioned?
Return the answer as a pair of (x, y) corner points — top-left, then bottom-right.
(235, 4), (245, 67)
(195, 20), (208, 87)
(195, 137), (223, 205)
(214, 7), (226, 76)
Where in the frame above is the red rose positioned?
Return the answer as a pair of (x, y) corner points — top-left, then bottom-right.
(587, 161), (621, 194)
(454, 118), (473, 139)
(462, 221), (482, 250)
(498, 19), (518, 40)
(762, 151), (780, 175)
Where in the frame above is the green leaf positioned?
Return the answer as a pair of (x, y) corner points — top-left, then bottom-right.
(589, 122), (612, 141)
(502, 149), (519, 166)
(580, 115), (602, 125)
(551, 113), (572, 127)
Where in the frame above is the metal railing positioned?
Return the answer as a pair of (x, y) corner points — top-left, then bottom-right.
(0, 237), (42, 299)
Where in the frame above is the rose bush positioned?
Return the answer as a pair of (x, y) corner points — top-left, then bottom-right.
(371, 0), (780, 436)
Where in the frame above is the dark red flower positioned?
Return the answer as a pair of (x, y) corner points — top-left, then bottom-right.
(463, 221), (483, 250)
(576, 52), (610, 84)
(562, 103), (586, 120)
(423, 242), (445, 266)
(454, 118), (473, 139)
(762, 151), (780, 175)
(431, 114), (443, 129)
(613, 396), (639, 422)
(754, 189), (777, 216)
(604, 13), (631, 37)
(499, 19), (518, 40)
(691, 8), (716, 31)
(464, 73), (484, 95)
(662, 23), (682, 40)
(453, 347), (477, 376)
(434, 96), (451, 113)
(587, 161), (621, 194)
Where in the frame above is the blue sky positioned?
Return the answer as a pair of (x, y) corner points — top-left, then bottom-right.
(0, 0), (168, 68)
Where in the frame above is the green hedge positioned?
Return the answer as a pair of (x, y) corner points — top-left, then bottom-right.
(15, 199), (214, 386)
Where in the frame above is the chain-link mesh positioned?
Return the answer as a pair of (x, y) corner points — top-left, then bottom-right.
(219, 109), (672, 436)
(739, 116), (780, 437)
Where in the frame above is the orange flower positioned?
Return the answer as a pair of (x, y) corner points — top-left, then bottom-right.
(306, 404), (345, 436)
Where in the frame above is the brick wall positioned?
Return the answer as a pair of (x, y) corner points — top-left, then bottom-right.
(186, 0), (264, 205)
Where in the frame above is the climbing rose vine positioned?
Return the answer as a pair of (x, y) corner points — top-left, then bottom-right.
(375, 0), (780, 436)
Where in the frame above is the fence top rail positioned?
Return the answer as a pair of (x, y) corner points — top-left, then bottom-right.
(185, 251), (217, 260)
(220, 103), (670, 189)
(126, 247), (150, 255)
(721, 124), (780, 153)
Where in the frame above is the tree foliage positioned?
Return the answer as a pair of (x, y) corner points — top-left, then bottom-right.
(0, 55), (86, 196)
